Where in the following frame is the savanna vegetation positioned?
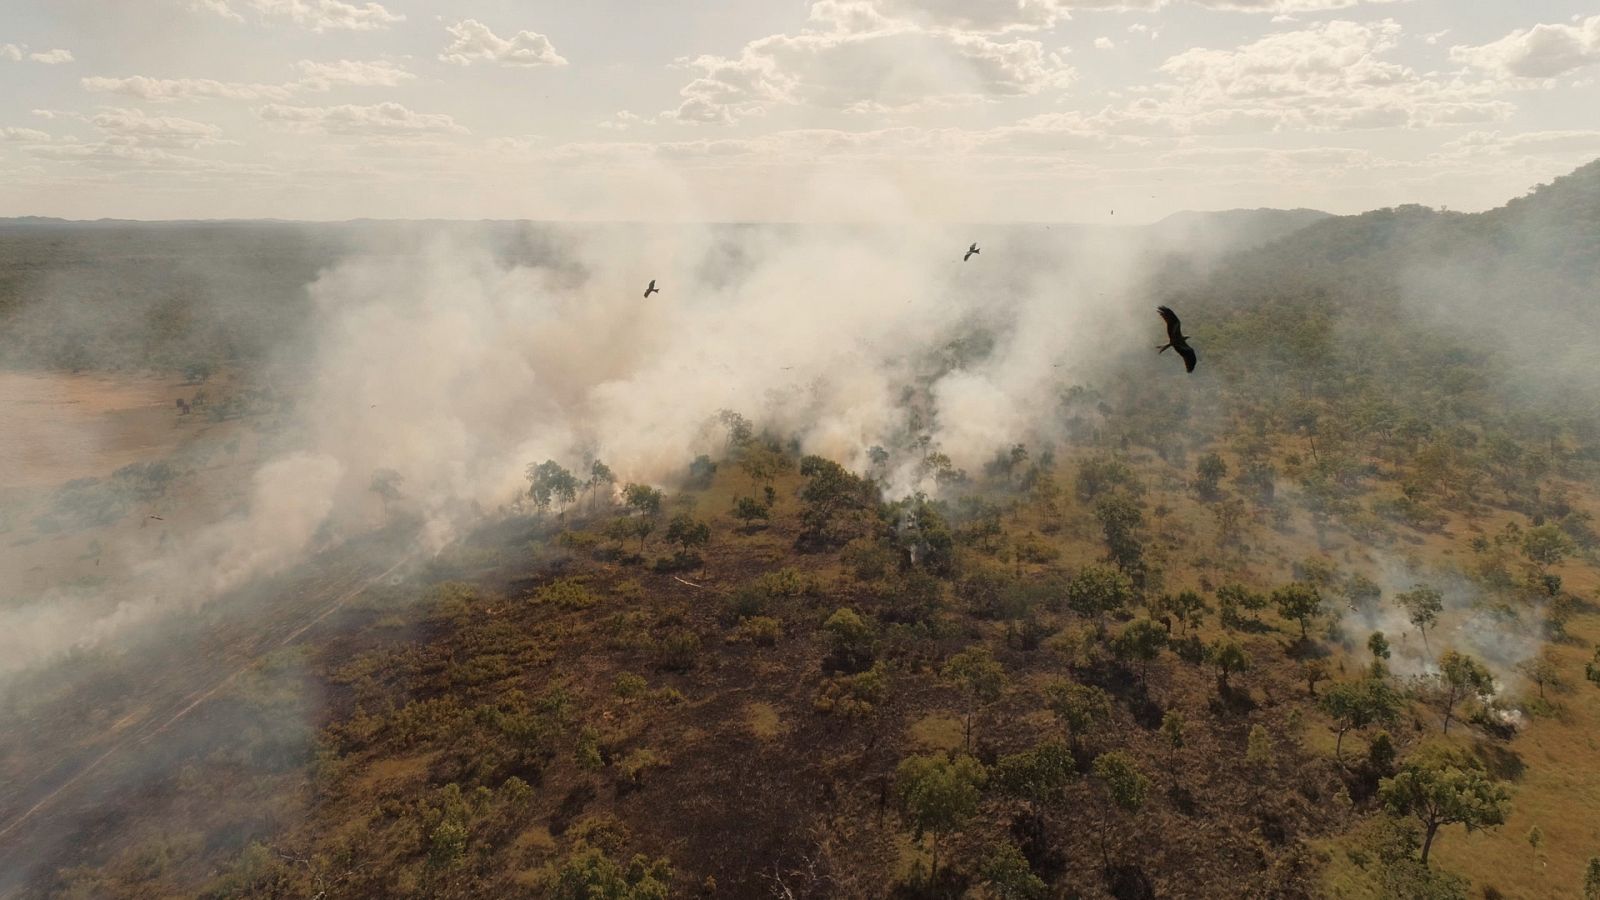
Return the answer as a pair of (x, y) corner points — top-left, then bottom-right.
(5, 162), (1600, 899)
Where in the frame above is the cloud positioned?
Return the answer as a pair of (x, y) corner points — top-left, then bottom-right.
(88, 107), (226, 149)
(27, 141), (266, 176)
(1144, 19), (1512, 132)
(82, 60), (411, 102)
(200, 0), (403, 32)
(668, 10), (1075, 123)
(2, 44), (74, 64)
(814, 0), (1409, 34)
(1094, 36), (1116, 50)
(83, 75), (297, 102)
(1, 127), (51, 143)
(1450, 15), (1600, 80)
(257, 102), (469, 137)
(1448, 129), (1600, 157)
(295, 59), (414, 89)
(439, 19), (568, 68)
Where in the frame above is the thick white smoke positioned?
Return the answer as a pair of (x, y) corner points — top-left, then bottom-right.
(0, 218), (1150, 679)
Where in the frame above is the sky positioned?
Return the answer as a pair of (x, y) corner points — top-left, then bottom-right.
(2, 0), (1599, 222)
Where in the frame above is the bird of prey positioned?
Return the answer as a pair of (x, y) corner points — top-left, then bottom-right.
(963, 242), (980, 262)
(1156, 306), (1197, 373)
(643, 279), (659, 298)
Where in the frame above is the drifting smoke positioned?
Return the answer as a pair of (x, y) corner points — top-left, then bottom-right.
(1339, 553), (1546, 694)
(0, 218), (1167, 680)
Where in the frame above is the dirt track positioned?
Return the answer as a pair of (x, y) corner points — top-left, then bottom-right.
(0, 538), (417, 894)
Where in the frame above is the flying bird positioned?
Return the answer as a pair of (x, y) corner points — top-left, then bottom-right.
(1156, 306), (1197, 373)
(963, 242), (980, 262)
(148, 515), (164, 521)
(643, 279), (659, 298)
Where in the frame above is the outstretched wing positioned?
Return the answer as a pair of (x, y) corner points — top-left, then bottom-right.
(1157, 305), (1182, 343)
(1177, 343), (1197, 373)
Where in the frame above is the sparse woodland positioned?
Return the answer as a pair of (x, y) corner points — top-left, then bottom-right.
(6, 163), (1600, 899)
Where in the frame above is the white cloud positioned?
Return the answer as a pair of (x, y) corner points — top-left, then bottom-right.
(439, 19), (568, 68)
(815, 0), (1409, 34)
(201, 0), (403, 32)
(1147, 19), (1511, 132)
(1450, 15), (1600, 80)
(29, 141), (266, 175)
(257, 102), (468, 136)
(83, 75), (296, 102)
(82, 60), (411, 103)
(295, 59), (413, 89)
(1, 127), (51, 143)
(669, 12), (1075, 123)
(1448, 129), (1600, 157)
(88, 107), (225, 149)
(1094, 36), (1116, 50)
(2, 44), (73, 64)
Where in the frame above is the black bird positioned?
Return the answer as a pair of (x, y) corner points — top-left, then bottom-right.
(643, 279), (659, 298)
(963, 242), (979, 262)
(1156, 305), (1197, 373)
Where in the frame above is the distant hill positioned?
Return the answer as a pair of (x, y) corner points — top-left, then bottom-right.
(1147, 207), (1332, 257)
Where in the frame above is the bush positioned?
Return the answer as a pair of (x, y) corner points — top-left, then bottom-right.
(654, 629), (702, 672)
(730, 616), (781, 646)
(537, 578), (598, 610)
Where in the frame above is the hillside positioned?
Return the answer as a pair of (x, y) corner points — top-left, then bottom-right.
(2, 162), (1600, 898)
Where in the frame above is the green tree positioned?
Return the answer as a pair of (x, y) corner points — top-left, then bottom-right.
(895, 753), (987, 880)
(1586, 646), (1600, 688)
(1160, 709), (1186, 782)
(1045, 680), (1113, 755)
(1208, 639), (1250, 694)
(941, 646), (1008, 749)
(732, 495), (770, 529)
(797, 455), (881, 548)
(1111, 618), (1168, 685)
(1245, 724), (1273, 771)
(1272, 582), (1324, 640)
(1518, 656), (1560, 701)
(528, 460), (581, 515)
(1369, 631), (1392, 664)
(1379, 746), (1511, 865)
(979, 842), (1046, 900)
(1091, 751), (1150, 870)
(1319, 677), (1402, 767)
(1164, 590), (1208, 637)
(546, 842), (673, 900)
(664, 513), (710, 557)
(1195, 452), (1228, 501)
(623, 482), (664, 517)
(1216, 583), (1267, 630)
(991, 740), (1075, 816)
(717, 408), (754, 453)
(1523, 523), (1575, 571)
(1066, 564), (1133, 623)
(1094, 493), (1146, 578)
(1435, 650), (1494, 735)
(1397, 585), (1444, 656)
(824, 607), (876, 673)
(587, 459), (615, 513)
(686, 454), (718, 489)
(1583, 856), (1600, 900)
